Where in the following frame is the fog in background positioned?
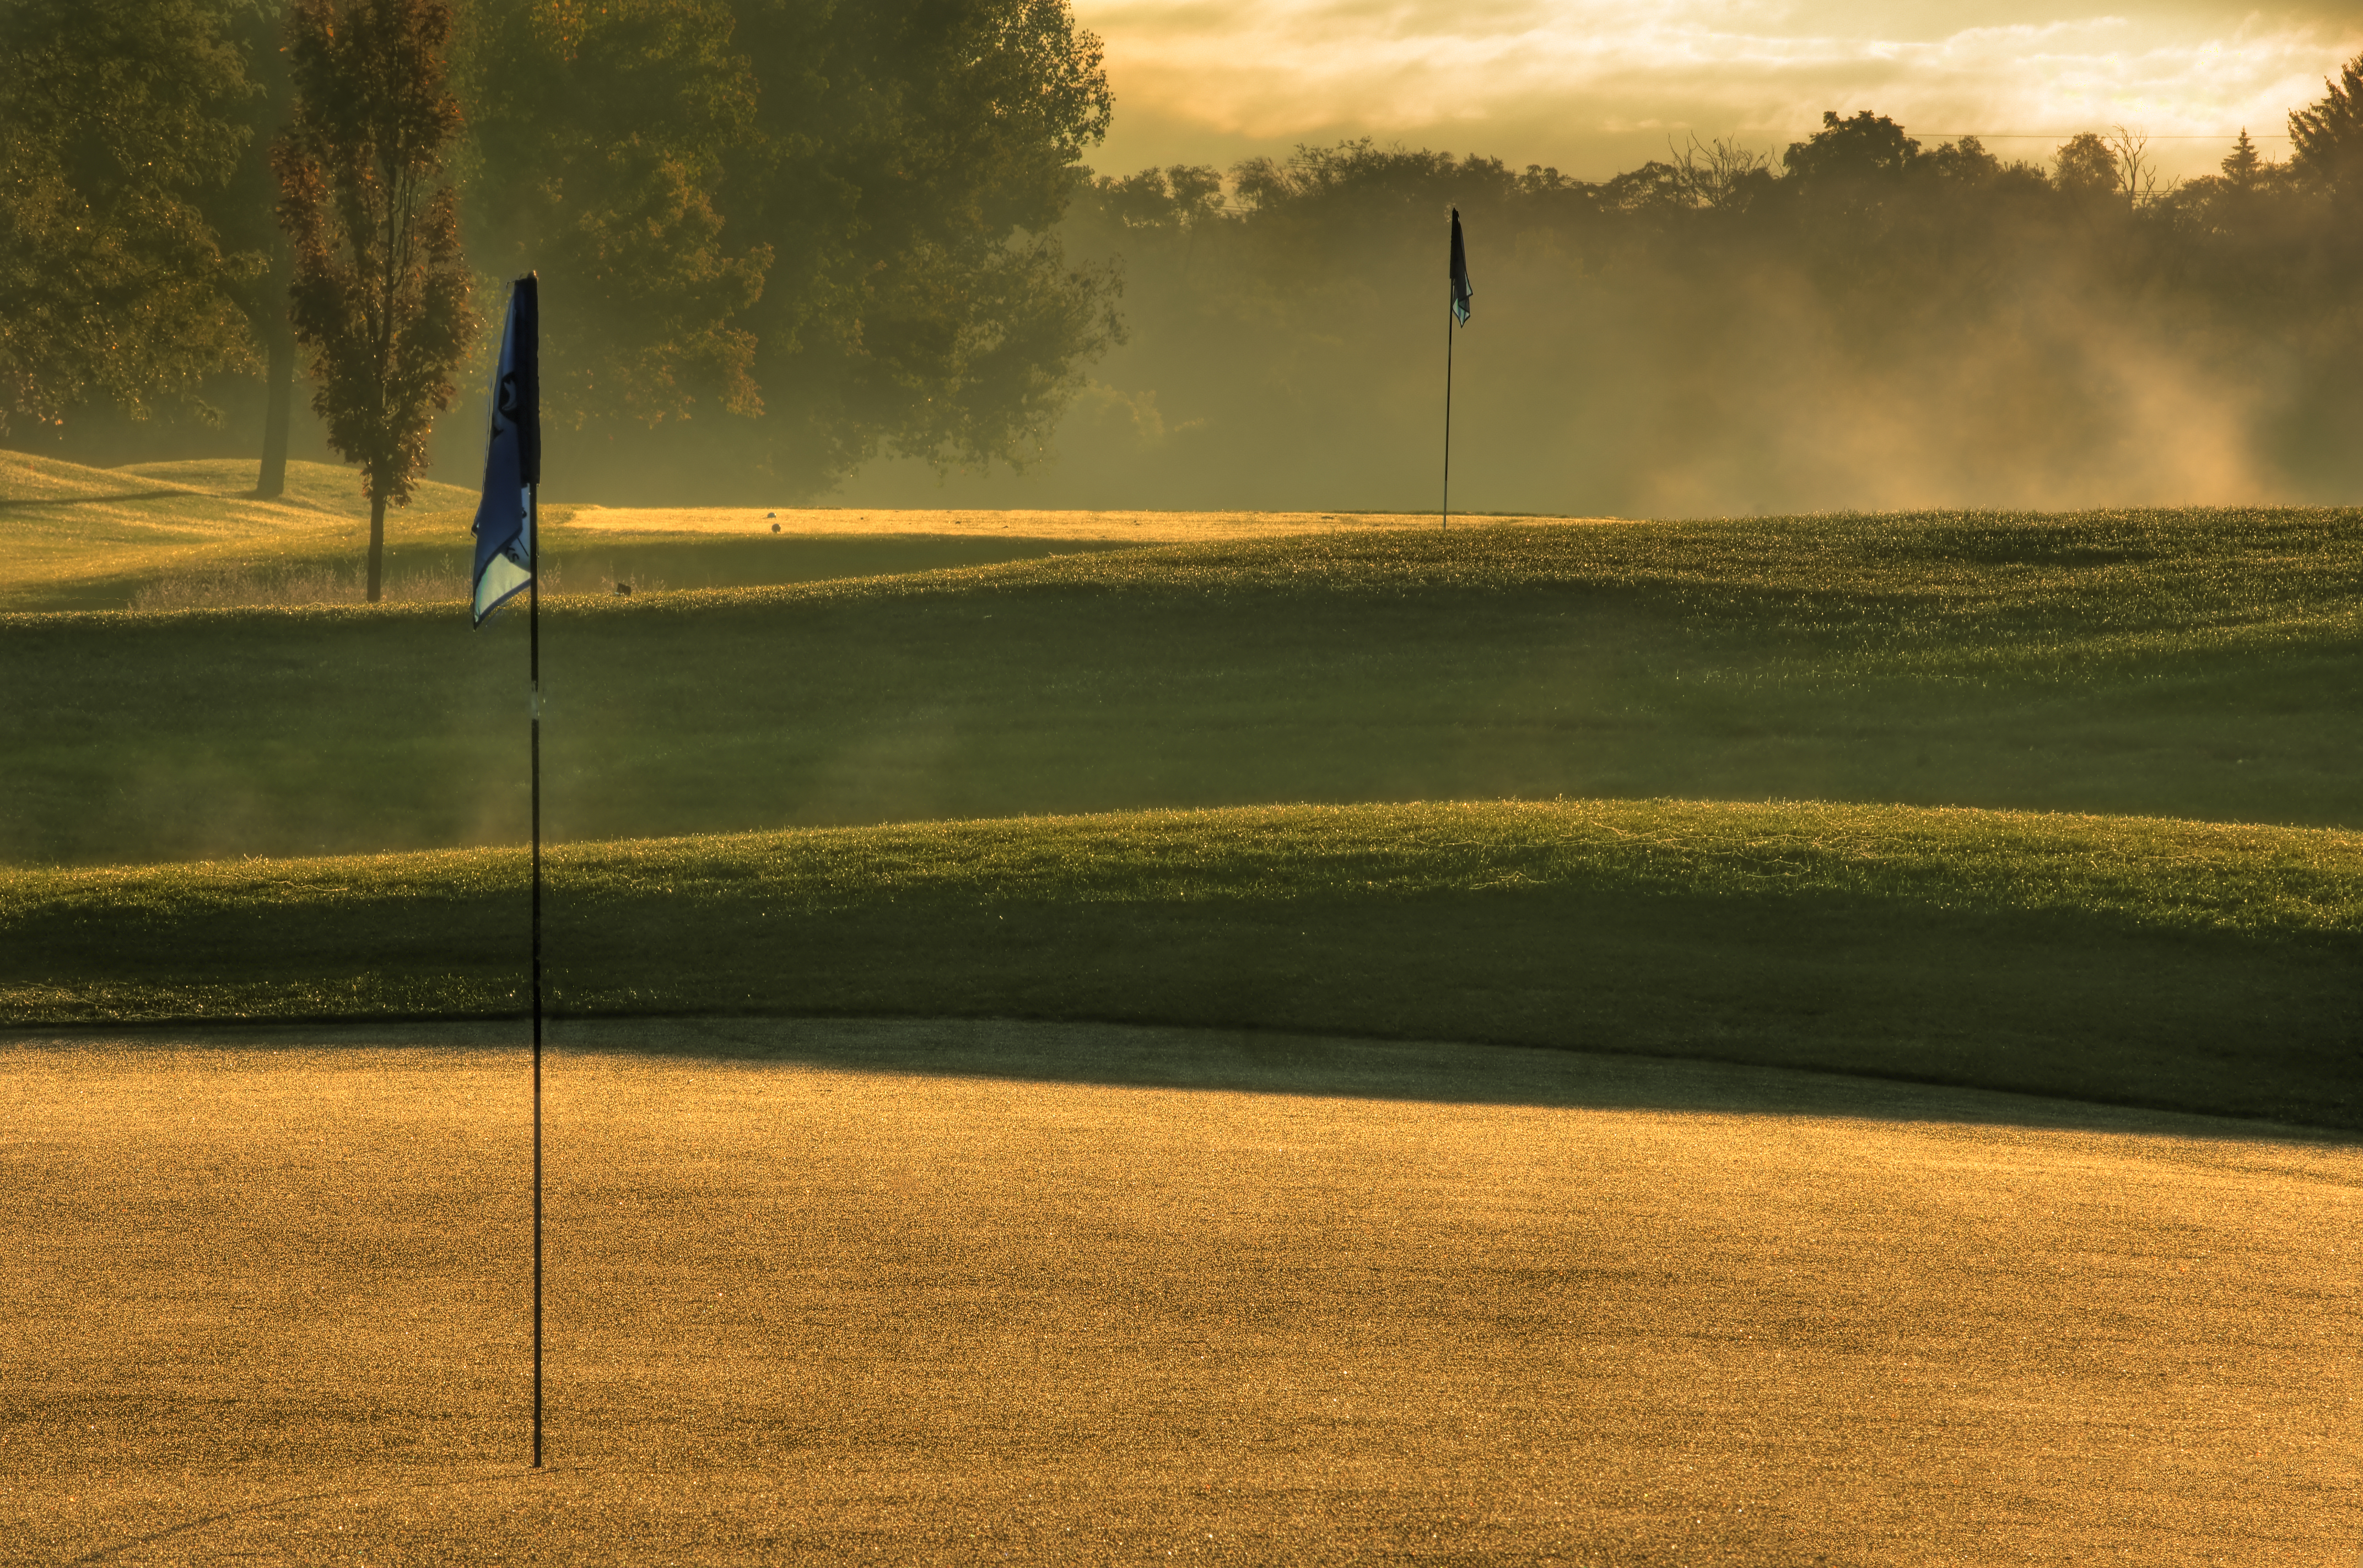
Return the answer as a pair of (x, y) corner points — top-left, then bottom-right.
(21, 36), (2363, 519)
(835, 128), (2363, 517)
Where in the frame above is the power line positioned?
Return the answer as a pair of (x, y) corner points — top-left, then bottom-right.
(1913, 131), (2293, 139)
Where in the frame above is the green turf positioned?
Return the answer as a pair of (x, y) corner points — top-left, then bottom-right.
(112, 456), (481, 515)
(1, 451), (1143, 610)
(4, 799), (2355, 1128)
(4, 509), (2360, 865)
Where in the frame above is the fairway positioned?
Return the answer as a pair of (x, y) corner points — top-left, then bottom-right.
(10, 799), (2358, 1128)
(10, 463), (2360, 1558)
(10, 506), (2363, 865)
(5, 1023), (2353, 1566)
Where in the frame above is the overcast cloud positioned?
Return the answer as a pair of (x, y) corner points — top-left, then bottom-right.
(1076, 0), (2363, 181)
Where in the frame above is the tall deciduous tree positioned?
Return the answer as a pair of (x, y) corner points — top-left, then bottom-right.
(276, 0), (475, 601)
(447, 0), (1116, 502)
(706, 0), (1122, 500)
(458, 0), (770, 440)
(0, 0), (260, 437)
(201, 0), (303, 497)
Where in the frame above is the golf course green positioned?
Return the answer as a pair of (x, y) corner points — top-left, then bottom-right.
(4, 457), (2357, 1124)
(8, 453), (2359, 1565)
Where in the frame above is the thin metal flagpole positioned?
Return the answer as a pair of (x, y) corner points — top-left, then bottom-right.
(528, 480), (543, 1471)
(1442, 301), (1454, 532)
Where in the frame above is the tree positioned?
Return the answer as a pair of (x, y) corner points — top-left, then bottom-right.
(1782, 111), (1920, 193)
(275, 0), (476, 602)
(1673, 135), (1772, 213)
(1095, 165), (1227, 233)
(2221, 129), (2267, 191)
(2106, 126), (2169, 214)
(722, 0), (1124, 499)
(458, 0), (770, 444)
(2290, 52), (2363, 210)
(0, 0), (260, 438)
(2052, 132), (2118, 200)
(198, 0), (304, 496)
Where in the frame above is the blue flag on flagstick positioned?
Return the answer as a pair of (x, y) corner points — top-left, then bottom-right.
(471, 275), (540, 627)
(1449, 208), (1472, 326)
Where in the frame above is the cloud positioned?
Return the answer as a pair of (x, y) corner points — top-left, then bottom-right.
(1076, 0), (2363, 179)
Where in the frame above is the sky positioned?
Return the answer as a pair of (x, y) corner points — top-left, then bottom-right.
(1073, 0), (2363, 184)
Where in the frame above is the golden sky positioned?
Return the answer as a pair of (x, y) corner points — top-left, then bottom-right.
(1075, 0), (2363, 182)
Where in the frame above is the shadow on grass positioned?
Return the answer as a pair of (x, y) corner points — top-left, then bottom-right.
(16, 1014), (2355, 1146)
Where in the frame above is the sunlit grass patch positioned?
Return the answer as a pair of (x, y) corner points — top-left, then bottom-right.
(11, 1037), (2350, 1562)
(689, 505), (2363, 677)
(534, 798), (2363, 942)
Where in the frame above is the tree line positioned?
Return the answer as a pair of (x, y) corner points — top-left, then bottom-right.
(4, 4), (2359, 522)
(0, 0), (1119, 533)
(1040, 71), (2363, 513)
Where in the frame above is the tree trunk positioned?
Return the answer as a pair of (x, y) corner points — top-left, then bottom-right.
(367, 492), (386, 603)
(255, 276), (295, 499)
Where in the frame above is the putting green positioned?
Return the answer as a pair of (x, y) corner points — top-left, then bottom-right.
(6, 1021), (2353, 1565)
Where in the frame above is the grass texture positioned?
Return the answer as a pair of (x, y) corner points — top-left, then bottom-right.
(0, 451), (1149, 611)
(6, 1032), (2354, 1566)
(6, 507), (2361, 865)
(7, 800), (2356, 1127)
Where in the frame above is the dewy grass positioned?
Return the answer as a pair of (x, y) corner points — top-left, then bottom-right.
(6, 801), (2356, 1128)
(711, 505), (2363, 678)
(14, 1043), (2352, 1563)
(7, 509), (2361, 865)
(534, 799), (2363, 940)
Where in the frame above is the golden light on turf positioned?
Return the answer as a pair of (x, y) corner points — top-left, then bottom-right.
(8, 1024), (2352, 1562)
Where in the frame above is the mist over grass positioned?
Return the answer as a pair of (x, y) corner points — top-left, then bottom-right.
(4, 507), (2359, 867)
(843, 132), (2363, 515)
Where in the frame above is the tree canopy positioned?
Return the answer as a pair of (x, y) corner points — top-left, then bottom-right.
(455, 0), (1120, 500)
(0, 0), (261, 436)
(9, 20), (2360, 509)
(277, 0), (476, 597)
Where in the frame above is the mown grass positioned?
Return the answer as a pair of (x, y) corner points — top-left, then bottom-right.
(7, 800), (2356, 1127)
(5, 509), (2360, 864)
(14, 1034), (2344, 1558)
(0, 451), (477, 611)
(12, 1040), (2351, 1566)
(0, 451), (1150, 610)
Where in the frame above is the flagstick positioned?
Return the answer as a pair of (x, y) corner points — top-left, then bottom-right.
(1442, 305), (1454, 532)
(528, 481), (544, 1472)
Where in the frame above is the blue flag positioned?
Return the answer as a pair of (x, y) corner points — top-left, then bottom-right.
(1449, 207), (1472, 326)
(471, 275), (541, 627)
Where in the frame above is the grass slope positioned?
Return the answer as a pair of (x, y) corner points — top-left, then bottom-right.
(7, 800), (2356, 1126)
(114, 456), (480, 514)
(0, 451), (476, 611)
(4, 510), (2359, 864)
(0, 451), (1152, 610)
(10, 1037), (2354, 1565)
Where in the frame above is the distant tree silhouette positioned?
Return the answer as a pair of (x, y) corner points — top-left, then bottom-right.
(2052, 133), (2118, 201)
(275, 0), (475, 603)
(2107, 127), (2168, 214)
(2221, 129), (2268, 191)
(2290, 52), (2363, 212)
(1783, 112), (1921, 188)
